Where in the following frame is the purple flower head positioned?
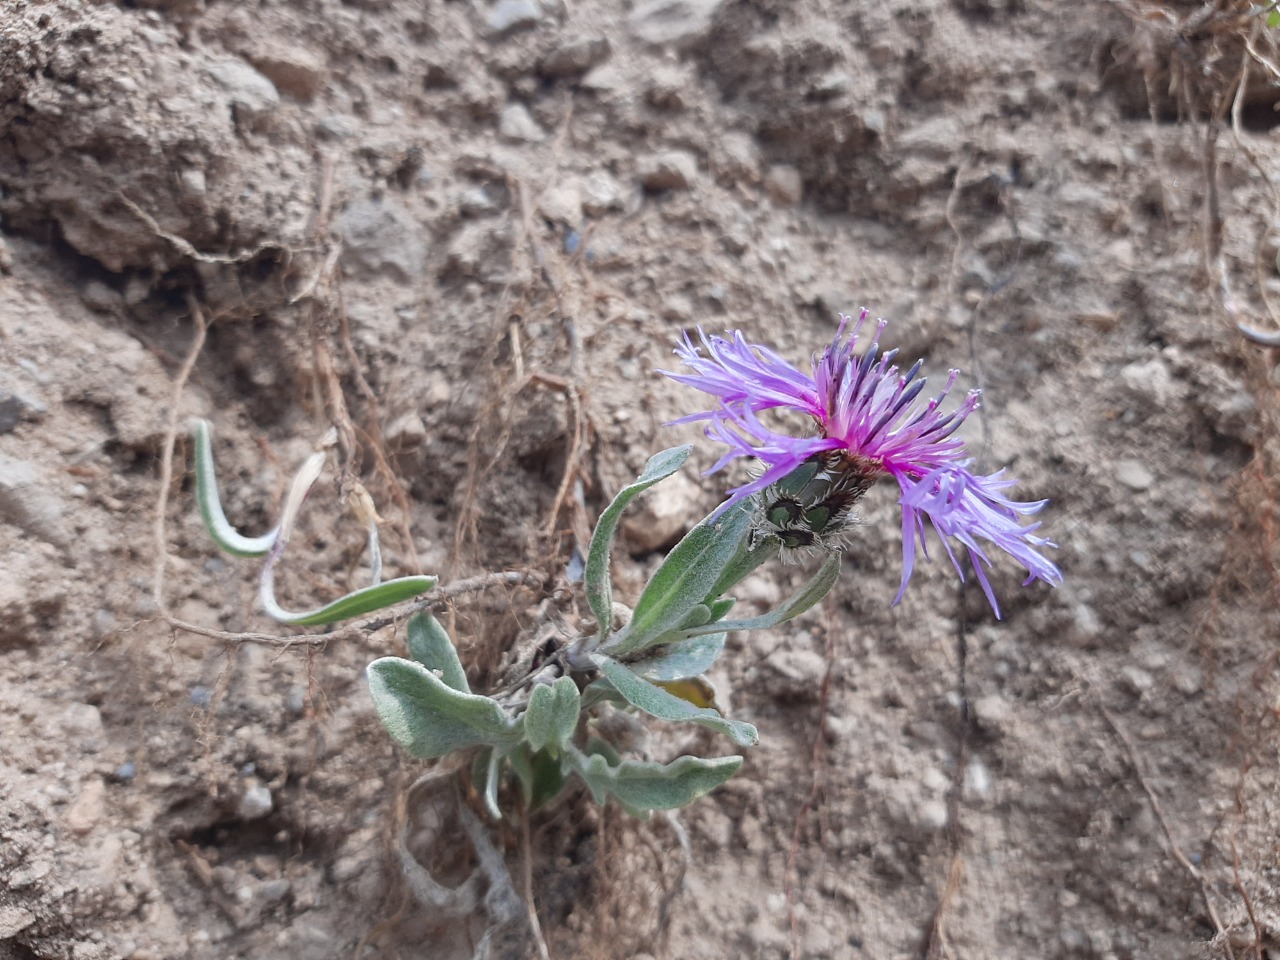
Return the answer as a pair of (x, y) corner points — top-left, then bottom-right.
(663, 310), (1062, 617)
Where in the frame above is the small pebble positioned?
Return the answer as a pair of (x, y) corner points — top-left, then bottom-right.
(639, 151), (699, 191)
(488, 0), (540, 36)
(1115, 459), (1154, 492)
(499, 103), (545, 142)
(237, 780), (274, 821)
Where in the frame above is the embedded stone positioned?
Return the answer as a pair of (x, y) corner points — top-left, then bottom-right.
(499, 103), (545, 143)
(337, 197), (427, 283)
(247, 45), (326, 101)
(639, 151), (699, 191)
(765, 164), (803, 204)
(1115, 459), (1154, 492)
(204, 58), (280, 125)
(628, 0), (724, 48)
(540, 37), (611, 77)
(488, 0), (541, 36)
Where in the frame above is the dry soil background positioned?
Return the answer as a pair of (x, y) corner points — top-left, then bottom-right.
(5, 0), (1280, 958)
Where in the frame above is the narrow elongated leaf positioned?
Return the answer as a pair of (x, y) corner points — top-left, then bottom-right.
(628, 633), (726, 681)
(566, 746), (742, 812)
(585, 445), (692, 641)
(522, 677), (581, 753)
(680, 554), (841, 638)
(679, 604), (714, 629)
(707, 597), (736, 621)
(191, 419), (278, 557)
(705, 527), (777, 601)
(367, 657), (519, 759)
(406, 613), (469, 693)
(605, 502), (753, 656)
(591, 654), (757, 747)
(260, 571), (437, 626)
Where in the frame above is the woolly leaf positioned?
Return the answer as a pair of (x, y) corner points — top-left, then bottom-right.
(605, 500), (753, 656)
(406, 613), (469, 693)
(566, 747), (742, 812)
(591, 654), (757, 747)
(523, 677), (581, 753)
(628, 633), (726, 681)
(585, 445), (693, 641)
(367, 657), (519, 759)
(705, 532), (777, 601)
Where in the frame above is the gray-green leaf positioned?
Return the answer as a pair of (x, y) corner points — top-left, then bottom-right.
(522, 677), (581, 753)
(591, 654), (757, 747)
(191, 418), (279, 557)
(566, 746), (742, 812)
(367, 657), (519, 759)
(604, 500), (753, 656)
(628, 633), (726, 681)
(406, 613), (470, 693)
(260, 572), (438, 626)
(585, 445), (692, 641)
(705, 531), (777, 601)
(681, 554), (841, 637)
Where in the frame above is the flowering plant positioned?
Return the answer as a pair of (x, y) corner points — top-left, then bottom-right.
(665, 310), (1061, 617)
(190, 312), (1059, 828)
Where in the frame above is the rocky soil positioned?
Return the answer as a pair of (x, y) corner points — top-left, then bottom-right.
(4, 1), (1280, 958)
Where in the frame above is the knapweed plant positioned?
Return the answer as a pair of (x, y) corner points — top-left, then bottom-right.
(191, 311), (1060, 819)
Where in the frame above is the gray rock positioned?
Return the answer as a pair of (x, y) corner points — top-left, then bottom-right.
(65, 777), (105, 835)
(716, 131), (760, 183)
(247, 45), (326, 101)
(581, 61), (626, 94)
(499, 103), (545, 142)
(540, 37), (611, 77)
(764, 649), (827, 701)
(764, 164), (803, 204)
(337, 197), (427, 283)
(639, 150), (699, 191)
(0, 905), (35, 939)
(316, 115), (359, 139)
(1119, 358), (1180, 405)
(538, 182), (582, 225)
(1115, 458), (1154, 492)
(204, 58), (280, 127)
(1070, 601), (1101, 642)
(257, 878), (292, 903)
(0, 453), (70, 547)
(914, 797), (949, 832)
(629, 0), (724, 48)
(1120, 665), (1155, 696)
(488, 0), (541, 36)
(0, 388), (46, 433)
(972, 693), (1011, 726)
(237, 779), (274, 821)
(459, 186), (499, 217)
(82, 280), (123, 313)
(581, 171), (624, 214)
(620, 471), (703, 551)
